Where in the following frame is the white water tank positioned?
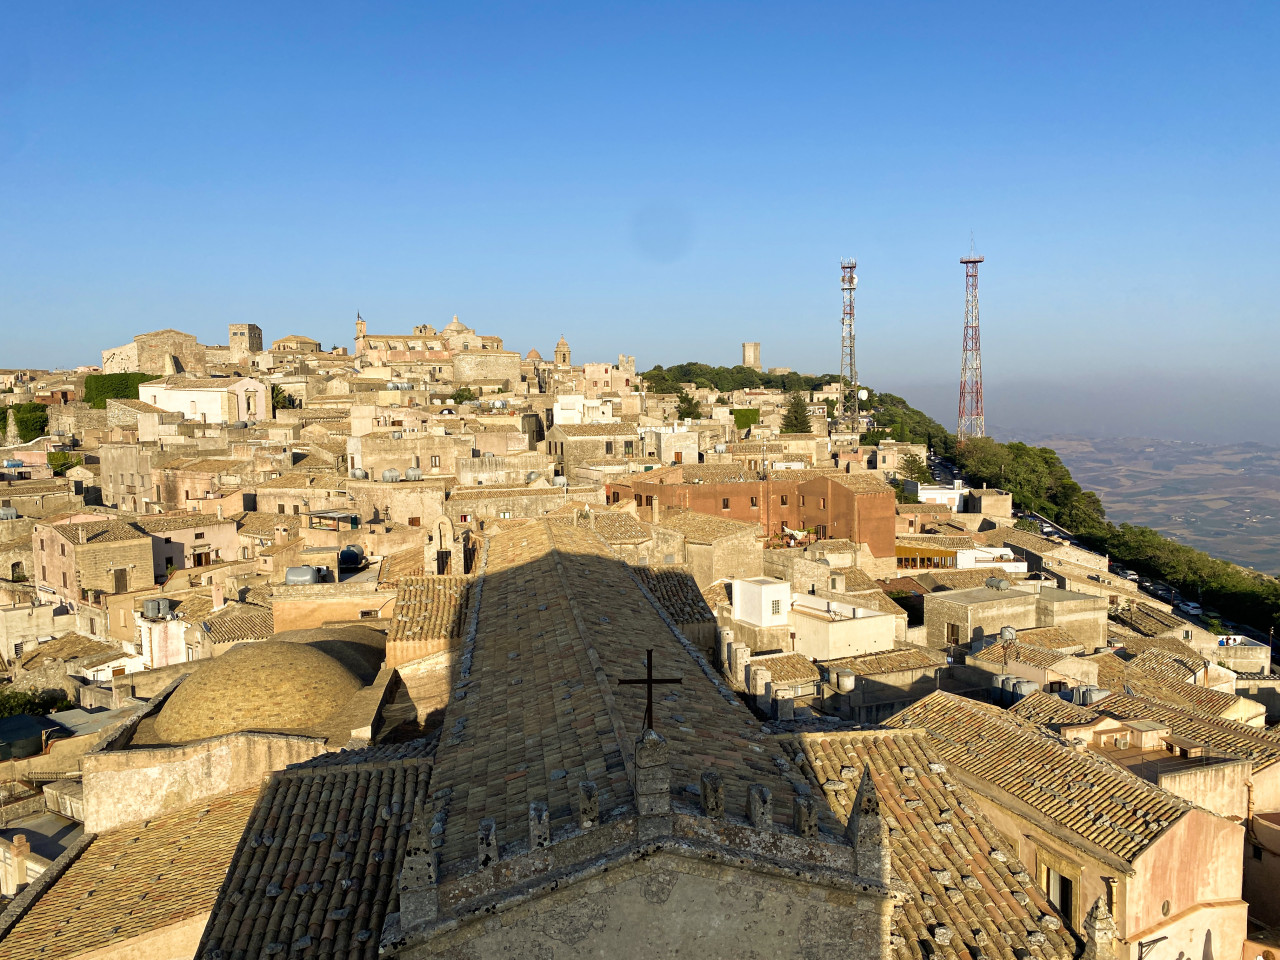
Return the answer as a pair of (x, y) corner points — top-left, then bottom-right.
(405, 467), (423, 481)
(381, 468), (401, 483)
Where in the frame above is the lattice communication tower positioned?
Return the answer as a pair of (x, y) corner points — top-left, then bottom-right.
(840, 259), (857, 423)
(957, 250), (985, 443)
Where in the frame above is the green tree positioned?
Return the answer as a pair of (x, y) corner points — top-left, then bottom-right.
(47, 452), (83, 476)
(732, 408), (760, 431)
(11, 403), (48, 443)
(450, 387), (477, 404)
(1014, 517), (1040, 533)
(780, 393), (812, 434)
(0, 688), (71, 719)
(676, 391), (701, 420)
(82, 373), (159, 409)
(271, 384), (297, 410)
(898, 452), (932, 484)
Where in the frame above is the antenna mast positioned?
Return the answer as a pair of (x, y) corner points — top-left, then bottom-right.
(840, 259), (858, 425)
(957, 246), (985, 443)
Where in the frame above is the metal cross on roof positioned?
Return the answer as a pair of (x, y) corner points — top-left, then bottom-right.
(617, 648), (682, 733)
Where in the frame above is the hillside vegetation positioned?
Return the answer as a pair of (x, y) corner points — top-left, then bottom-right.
(638, 364), (1280, 635)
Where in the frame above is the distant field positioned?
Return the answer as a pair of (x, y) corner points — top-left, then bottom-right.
(1010, 434), (1280, 576)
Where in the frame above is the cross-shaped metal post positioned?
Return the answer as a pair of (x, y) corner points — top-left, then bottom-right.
(617, 648), (682, 732)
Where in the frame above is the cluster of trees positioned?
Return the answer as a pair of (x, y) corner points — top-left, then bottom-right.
(955, 437), (1109, 540)
(82, 373), (158, 409)
(7, 403), (48, 443)
(641, 363), (840, 397)
(780, 394), (811, 434)
(861, 389), (956, 457)
(955, 434), (1280, 634)
(0, 688), (72, 720)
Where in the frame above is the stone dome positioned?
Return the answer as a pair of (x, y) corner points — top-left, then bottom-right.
(525, 348), (542, 360)
(153, 640), (362, 744)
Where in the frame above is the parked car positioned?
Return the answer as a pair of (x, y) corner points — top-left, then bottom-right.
(1178, 602), (1203, 616)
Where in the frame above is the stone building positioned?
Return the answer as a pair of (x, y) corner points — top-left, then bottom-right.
(100, 328), (209, 376)
(888, 691), (1249, 958)
(31, 516), (154, 609)
(227, 322), (263, 365)
(138, 375), (270, 424)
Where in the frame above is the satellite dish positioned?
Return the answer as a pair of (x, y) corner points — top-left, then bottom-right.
(857, 388), (869, 401)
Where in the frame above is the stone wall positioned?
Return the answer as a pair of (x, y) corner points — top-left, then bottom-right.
(402, 849), (890, 960)
(81, 731), (326, 832)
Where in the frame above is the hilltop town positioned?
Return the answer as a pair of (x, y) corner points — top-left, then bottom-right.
(0, 320), (1277, 960)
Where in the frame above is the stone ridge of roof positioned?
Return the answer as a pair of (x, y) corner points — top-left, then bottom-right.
(1007, 690), (1101, 727)
(0, 791), (259, 960)
(789, 729), (1076, 960)
(885, 690), (1190, 864)
(52, 518), (149, 544)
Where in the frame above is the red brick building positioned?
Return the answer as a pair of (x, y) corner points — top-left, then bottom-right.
(607, 466), (896, 576)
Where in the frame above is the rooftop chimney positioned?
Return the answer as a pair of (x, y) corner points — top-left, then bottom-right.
(211, 581), (225, 610)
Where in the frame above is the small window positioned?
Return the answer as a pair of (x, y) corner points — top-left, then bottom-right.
(459, 514), (471, 523)
(820, 497), (826, 509)
(12, 642), (22, 657)
(164, 537), (173, 544)
(59, 543), (65, 557)
(800, 496), (806, 507)
(194, 532), (205, 540)
(430, 455), (440, 468)
(277, 504), (285, 514)
(359, 610), (377, 619)
(499, 511), (512, 519)
(780, 495), (788, 506)
(605, 441), (614, 455)
(946, 623), (960, 643)
(771, 599), (781, 615)
(721, 498), (730, 510)
(645, 496), (653, 507)
(292, 505), (300, 515)
(750, 497), (758, 508)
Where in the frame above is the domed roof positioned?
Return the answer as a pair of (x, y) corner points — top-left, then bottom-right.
(525, 348), (543, 360)
(555, 334), (570, 349)
(442, 314), (467, 332)
(153, 640), (362, 744)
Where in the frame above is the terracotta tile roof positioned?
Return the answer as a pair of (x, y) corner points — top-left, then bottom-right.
(1087, 695), (1280, 773)
(656, 509), (758, 544)
(701, 579), (730, 611)
(895, 503), (953, 515)
(1126, 649), (1201, 685)
(787, 730), (1075, 960)
(674, 463), (759, 483)
(256, 472), (347, 491)
(549, 423), (636, 437)
(198, 747), (432, 959)
(426, 521), (801, 884)
(377, 544), (428, 585)
(235, 511), (303, 539)
(1015, 626), (1085, 649)
(914, 568), (1015, 591)
(18, 632), (117, 669)
(823, 647), (944, 676)
(896, 534), (977, 551)
(979, 528), (1065, 555)
(1007, 690), (1102, 727)
(133, 513), (236, 534)
(971, 640), (1071, 672)
(387, 577), (472, 643)
(1112, 603), (1189, 638)
(826, 473), (894, 494)
(633, 567), (715, 623)
(750, 652), (821, 685)
(447, 485), (594, 502)
(197, 605), (277, 645)
(0, 791), (259, 960)
(885, 691), (1190, 863)
(52, 518), (148, 545)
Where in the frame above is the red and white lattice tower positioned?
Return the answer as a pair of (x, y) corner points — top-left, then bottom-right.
(957, 250), (985, 443)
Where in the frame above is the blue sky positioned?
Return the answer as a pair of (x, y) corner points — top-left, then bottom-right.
(2, 3), (1278, 441)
